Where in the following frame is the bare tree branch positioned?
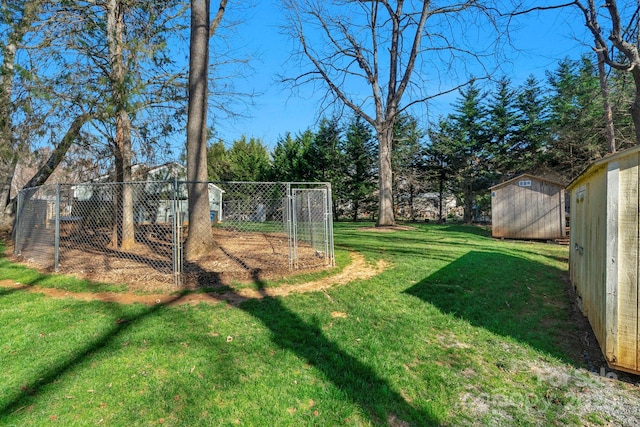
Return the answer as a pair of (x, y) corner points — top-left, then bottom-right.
(282, 0), (504, 225)
(210, 0), (228, 37)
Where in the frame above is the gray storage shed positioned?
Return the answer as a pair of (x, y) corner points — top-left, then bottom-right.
(490, 174), (566, 240)
(568, 145), (640, 375)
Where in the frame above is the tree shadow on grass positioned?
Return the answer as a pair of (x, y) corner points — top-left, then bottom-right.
(183, 250), (439, 425)
(228, 269), (439, 426)
(404, 250), (586, 365)
(0, 288), (196, 418)
(0, 256), (438, 425)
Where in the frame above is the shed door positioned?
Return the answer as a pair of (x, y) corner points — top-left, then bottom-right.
(572, 185), (587, 306)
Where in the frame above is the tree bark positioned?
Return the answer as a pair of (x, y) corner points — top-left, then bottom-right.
(0, 157), (18, 228)
(595, 50), (616, 153)
(377, 125), (395, 226)
(0, 0), (40, 226)
(184, 0), (216, 260)
(575, 0), (640, 145)
(630, 68), (640, 145)
(107, 0), (135, 250)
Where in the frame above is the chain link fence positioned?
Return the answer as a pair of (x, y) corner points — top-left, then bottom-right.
(13, 181), (334, 290)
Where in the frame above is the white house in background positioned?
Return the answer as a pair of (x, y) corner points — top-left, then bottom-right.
(72, 162), (224, 224)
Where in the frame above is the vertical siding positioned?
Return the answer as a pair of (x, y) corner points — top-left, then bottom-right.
(569, 147), (640, 374)
(605, 162), (619, 364)
(491, 186), (505, 237)
(491, 176), (565, 239)
(570, 166), (608, 361)
(586, 168), (607, 356)
(615, 154), (639, 371)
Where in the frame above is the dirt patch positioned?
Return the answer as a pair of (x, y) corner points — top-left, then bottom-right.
(11, 226), (332, 294)
(0, 252), (387, 306)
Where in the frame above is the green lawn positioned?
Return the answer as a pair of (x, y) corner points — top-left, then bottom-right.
(0, 222), (637, 426)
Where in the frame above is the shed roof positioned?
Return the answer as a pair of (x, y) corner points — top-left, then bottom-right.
(567, 145), (640, 191)
(489, 173), (565, 191)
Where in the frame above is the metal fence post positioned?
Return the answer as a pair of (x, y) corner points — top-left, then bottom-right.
(13, 190), (22, 256)
(54, 183), (61, 271)
(172, 178), (181, 287)
(325, 183), (335, 267)
(286, 183), (294, 270)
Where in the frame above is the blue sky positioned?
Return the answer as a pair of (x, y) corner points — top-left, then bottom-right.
(211, 1), (592, 149)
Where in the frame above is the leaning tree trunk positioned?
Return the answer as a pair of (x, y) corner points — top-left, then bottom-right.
(376, 125), (395, 227)
(184, 0), (216, 261)
(22, 114), (90, 190)
(0, 157), (18, 228)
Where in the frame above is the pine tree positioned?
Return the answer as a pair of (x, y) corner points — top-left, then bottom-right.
(448, 82), (491, 222)
(513, 76), (550, 174)
(341, 116), (377, 221)
(546, 57), (607, 181)
(392, 114), (426, 220)
(486, 77), (520, 179)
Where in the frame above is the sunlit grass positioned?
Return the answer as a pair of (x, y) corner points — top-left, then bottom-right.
(2, 222), (631, 426)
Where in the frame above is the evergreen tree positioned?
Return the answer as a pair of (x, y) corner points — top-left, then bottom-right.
(425, 119), (457, 221)
(486, 77), (520, 179)
(341, 116), (377, 221)
(513, 76), (550, 174)
(311, 117), (343, 216)
(312, 117), (342, 181)
(545, 57), (607, 181)
(392, 113), (426, 220)
(270, 130), (315, 182)
(608, 67), (637, 149)
(227, 136), (270, 182)
(448, 82), (492, 222)
(206, 140), (231, 181)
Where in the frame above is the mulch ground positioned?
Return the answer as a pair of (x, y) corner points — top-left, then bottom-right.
(0, 251), (387, 306)
(12, 226), (333, 294)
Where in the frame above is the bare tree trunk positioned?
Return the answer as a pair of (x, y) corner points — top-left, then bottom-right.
(0, 0), (39, 227)
(0, 157), (18, 228)
(573, 0), (640, 145)
(630, 69), (640, 145)
(0, 58), (16, 226)
(377, 126), (395, 226)
(595, 50), (616, 153)
(438, 172), (444, 221)
(107, 0), (135, 250)
(463, 191), (474, 223)
(185, 0), (216, 260)
(111, 109), (135, 250)
(409, 183), (415, 221)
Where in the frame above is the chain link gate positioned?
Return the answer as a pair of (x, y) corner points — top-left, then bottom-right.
(14, 181), (334, 289)
(290, 187), (334, 270)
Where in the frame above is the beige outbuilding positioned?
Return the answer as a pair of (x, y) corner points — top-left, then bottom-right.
(568, 145), (640, 375)
(490, 174), (566, 240)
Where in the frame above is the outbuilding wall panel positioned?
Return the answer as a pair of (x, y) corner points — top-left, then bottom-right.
(568, 146), (640, 374)
(491, 175), (565, 240)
